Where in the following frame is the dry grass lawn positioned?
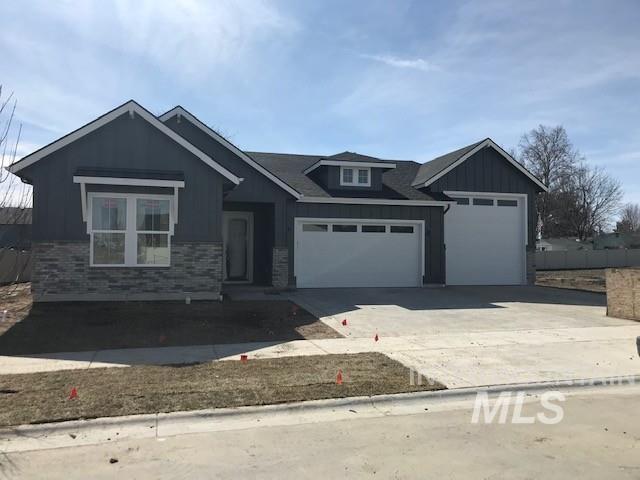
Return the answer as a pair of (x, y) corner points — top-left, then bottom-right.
(0, 284), (341, 355)
(0, 353), (444, 427)
(536, 269), (606, 294)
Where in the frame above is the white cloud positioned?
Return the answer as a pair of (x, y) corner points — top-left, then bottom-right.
(47, 0), (299, 82)
(0, 0), (300, 150)
(361, 54), (439, 72)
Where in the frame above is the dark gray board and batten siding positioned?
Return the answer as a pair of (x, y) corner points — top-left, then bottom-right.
(290, 202), (445, 285)
(22, 113), (226, 243)
(426, 146), (540, 247)
(162, 116), (296, 248)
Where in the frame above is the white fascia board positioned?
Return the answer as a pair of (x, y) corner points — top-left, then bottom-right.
(7, 101), (241, 186)
(419, 139), (549, 192)
(303, 160), (397, 175)
(73, 176), (185, 188)
(159, 106), (302, 199)
(297, 196), (454, 207)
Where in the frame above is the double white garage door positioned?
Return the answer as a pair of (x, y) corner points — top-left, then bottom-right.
(294, 219), (423, 288)
(294, 193), (526, 288)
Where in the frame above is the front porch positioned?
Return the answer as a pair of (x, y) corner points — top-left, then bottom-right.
(222, 202), (289, 289)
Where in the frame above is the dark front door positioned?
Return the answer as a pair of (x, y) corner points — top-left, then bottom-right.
(223, 212), (253, 282)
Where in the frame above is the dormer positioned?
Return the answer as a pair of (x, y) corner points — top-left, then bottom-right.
(302, 152), (396, 192)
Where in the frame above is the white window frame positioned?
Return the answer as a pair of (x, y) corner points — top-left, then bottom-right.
(88, 192), (174, 267)
(340, 166), (371, 187)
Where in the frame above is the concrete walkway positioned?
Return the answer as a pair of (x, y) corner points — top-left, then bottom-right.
(2, 324), (639, 388)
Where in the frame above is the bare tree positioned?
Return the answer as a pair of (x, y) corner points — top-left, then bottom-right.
(616, 203), (640, 233)
(0, 86), (33, 289)
(561, 164), (623, 240)
(517, 125), (581, 237)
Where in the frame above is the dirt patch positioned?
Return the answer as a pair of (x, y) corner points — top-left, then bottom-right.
(0, 353), (445, 427)
(0, 283), (341, 355)
(606, 268), (640, 321)
(536, 269), (606, 294)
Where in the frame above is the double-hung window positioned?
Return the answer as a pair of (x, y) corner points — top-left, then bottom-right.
(89, 194), (172, 267)
(340, 166), (371, 186)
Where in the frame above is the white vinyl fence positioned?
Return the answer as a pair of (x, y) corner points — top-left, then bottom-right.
(0, 249), (32, 284)
(536, 249), (640, 270)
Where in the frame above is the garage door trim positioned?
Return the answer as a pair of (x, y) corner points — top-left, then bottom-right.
(444, 191), (528, 285)
(294, 217), (426, 286)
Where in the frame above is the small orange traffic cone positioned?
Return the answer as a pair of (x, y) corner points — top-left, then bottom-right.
(68, 387), (78, 400)
(336, 370), (343, 385)
(342, 319), (347, 326)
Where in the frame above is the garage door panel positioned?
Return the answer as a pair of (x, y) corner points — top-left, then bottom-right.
(295, 220), (422, 288)
(445, 195), (525, 285)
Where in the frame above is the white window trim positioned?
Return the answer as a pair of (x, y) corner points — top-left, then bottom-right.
(75, 176), (184, 224)
(340, 166), (371, 187)
(88, 192), (174, 267)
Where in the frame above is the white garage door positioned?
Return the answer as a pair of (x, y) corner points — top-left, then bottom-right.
(445, 193), (526, 285)
(295, 219), (423, 288)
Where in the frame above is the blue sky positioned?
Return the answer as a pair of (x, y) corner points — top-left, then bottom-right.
(2, 0), (639, 204)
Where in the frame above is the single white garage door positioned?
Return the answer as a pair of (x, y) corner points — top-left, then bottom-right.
(295, 219), (423, 288)
(445, 193), (526, 285)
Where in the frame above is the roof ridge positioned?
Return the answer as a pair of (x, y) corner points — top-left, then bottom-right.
(248, 150), (419, 164)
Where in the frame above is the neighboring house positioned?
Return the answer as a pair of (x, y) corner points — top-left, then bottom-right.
(593, 232), (640, 250)
(536, 237), (593, 252)
(0, 207), (32, 250)
(7, 100), (547, 302)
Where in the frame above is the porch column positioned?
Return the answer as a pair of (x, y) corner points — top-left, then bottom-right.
(271, 199), (291, 288)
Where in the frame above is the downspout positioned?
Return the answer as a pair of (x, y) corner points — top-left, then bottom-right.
(441, 203), (452, 286)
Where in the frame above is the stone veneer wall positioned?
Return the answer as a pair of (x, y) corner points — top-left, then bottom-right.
(526, 247), (537, 285)
(606, 267), (640, 321)
(271, 246), (289, 288)
(31, 241), (223, 302)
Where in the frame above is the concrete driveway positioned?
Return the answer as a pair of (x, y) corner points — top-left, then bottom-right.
(290, 286), (640, 388)
(291, 285), (624, 337)
(2, 286), (637, 390)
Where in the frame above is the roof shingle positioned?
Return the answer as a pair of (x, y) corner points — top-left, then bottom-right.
(411, 139), (486, 187)
(247, 152), (447, 201)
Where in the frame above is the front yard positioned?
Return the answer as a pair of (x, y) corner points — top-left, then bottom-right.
(0, 353), (445, 427)
(0, 283), (341, 355)
(535, 269), (606, 294)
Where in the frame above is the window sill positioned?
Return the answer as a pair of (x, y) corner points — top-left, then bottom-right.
(89, 264), (171, 269)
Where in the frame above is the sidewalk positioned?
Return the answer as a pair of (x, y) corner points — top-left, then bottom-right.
(1, 325), (639, 388)
(2, 381), (639, 456)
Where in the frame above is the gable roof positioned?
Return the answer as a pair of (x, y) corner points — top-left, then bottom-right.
(248, 151), (450, 202)
(412, 138), (549, 192)
(7, 101), (241, 185)
(325, 151), (393, 163)
(158, 106), (302, 199)
(302, 151), (397, 175)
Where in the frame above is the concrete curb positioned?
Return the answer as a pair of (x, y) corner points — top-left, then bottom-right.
(1, 374), (638, 454)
